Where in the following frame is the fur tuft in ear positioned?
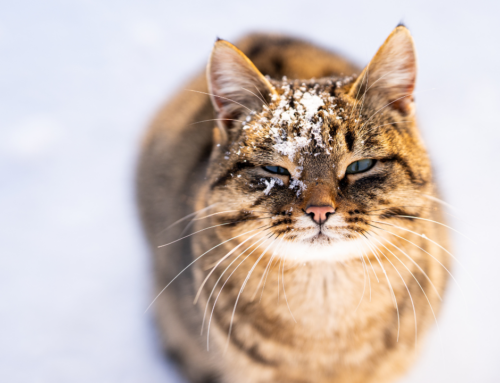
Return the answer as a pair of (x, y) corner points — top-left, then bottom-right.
(207, 39), (278, 142)
(349, 26), (417, 115)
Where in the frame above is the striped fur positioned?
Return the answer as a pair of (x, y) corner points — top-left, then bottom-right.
(136, 27), (450, 383)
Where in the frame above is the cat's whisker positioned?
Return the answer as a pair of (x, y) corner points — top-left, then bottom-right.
(277, 252), (283, 303)
(198, 218), (273, 272)
(189, 118), (246, 125)
(360, 240), (380, 284)
(241, 87), (269, 107)
(367, 233), (418, 348)
(281, 253), (297, 323)
(158, 222), (232, 248)
(157, 203), (217, 235)
(224, 235), (281, 353)
(372, 220), (471, 277)
(393, 215), (476, 243)
(361, 235), (400, 341)
(193, 210), (269, 221)
(186, 89), (252, 112)
(360, 245), (372, 301)
(253, 85), (270, 107)
(353, 244), (368, 312)
(259, 238), (285, 302)
(367, 224), (442, 300)
(369, 222), (468, 299)
(159, 216), (272, 248)
(414, 192), (480, 231)
(256, 253), (277, 303)
(420, 193), (460, 212)
(251, 235), (285, 302)
(206, 235), (274, 350)
(181, 211), (271, 236)
(201, 235), (269, 334)
(146, 226), (268, 313)
(194, 229), (271, 304)
(370, 230), (445, 353)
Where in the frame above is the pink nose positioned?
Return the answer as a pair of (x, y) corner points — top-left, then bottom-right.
(305, 206), (335, 224)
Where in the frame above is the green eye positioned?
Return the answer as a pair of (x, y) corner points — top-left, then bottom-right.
(263, 166), (291, 176)
(346, 159), (376, 174)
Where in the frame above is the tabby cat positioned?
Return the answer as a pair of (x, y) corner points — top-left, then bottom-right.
(137, 25), (451, 383)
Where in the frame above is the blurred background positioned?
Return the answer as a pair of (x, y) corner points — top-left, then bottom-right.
(1, 0), (499, 382)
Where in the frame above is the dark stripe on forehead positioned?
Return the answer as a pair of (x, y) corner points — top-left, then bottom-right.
(344, 129), (355, 152)
(210, 161), (254, 189)
(328, 118), (339, 138)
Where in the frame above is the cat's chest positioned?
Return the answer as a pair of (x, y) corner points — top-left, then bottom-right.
(203, 259), (398, 372)
(209, 259), (393, 342)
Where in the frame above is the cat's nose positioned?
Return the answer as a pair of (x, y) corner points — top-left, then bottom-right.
(305, 206), (335, 225)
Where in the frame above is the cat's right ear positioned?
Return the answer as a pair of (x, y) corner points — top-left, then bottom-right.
(207, 39), (277, 143)
(348, 26), (417, 115)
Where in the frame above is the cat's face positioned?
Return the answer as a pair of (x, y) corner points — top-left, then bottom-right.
(203, 27), (433, 262)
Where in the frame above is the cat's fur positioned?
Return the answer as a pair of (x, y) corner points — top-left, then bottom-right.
(137, 26), (450, 383)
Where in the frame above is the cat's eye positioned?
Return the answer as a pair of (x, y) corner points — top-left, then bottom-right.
(263, 166), (291, 176)
(346, 159), (376, 174)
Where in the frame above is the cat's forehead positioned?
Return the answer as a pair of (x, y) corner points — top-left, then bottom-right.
(240, 77), (359, 162)
(267, 78), (353, 127)
(270, 77), (353, 105)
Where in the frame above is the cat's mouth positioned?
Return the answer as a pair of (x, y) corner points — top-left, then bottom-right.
(314, 229), (329, 238)
(306, 230), (334, 243)
(311, 232), (330, 241)
(278, 227), (365, 262)
(301, 226), (348, 245)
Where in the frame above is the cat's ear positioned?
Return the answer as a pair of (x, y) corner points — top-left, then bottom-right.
(349, 25), (417, 115)
(207, 39), (277, 142)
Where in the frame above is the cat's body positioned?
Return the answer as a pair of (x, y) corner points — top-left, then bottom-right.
(137, 29), (450, 383)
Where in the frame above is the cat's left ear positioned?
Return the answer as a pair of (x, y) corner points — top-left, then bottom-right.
(349, 25), (417, 115)
(207, 39), (278, 142)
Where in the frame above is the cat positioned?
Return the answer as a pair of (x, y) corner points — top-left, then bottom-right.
(136, 25), (451, 383)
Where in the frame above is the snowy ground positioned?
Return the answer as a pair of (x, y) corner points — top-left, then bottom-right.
(1, 1), (499, 382)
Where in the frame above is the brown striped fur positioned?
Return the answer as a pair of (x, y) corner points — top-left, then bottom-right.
(136, 27), (450, 383)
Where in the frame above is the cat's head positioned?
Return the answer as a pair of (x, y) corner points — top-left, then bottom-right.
(201, 26), (433, 262)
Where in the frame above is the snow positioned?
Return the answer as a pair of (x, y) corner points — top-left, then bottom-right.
(289, 178), (307, 196)
(300, 92), (324, 120)
(2, 1), (500, 383)
(268, 84), (331, 163)
(262, 177), (283, 195)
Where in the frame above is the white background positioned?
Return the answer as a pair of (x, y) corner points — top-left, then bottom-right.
(1, 1), (499, 382)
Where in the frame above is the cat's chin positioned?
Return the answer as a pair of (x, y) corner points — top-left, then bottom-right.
(272, 233), (369, 263)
